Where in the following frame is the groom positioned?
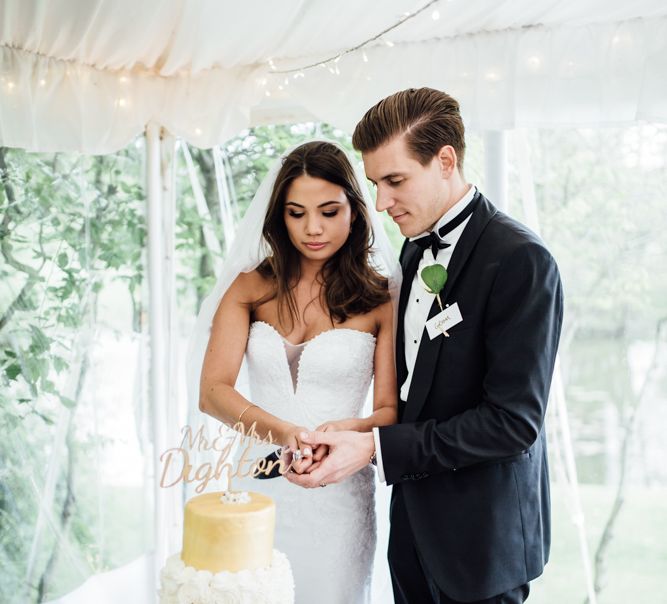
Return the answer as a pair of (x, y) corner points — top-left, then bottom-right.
(287, 88), (563, 604)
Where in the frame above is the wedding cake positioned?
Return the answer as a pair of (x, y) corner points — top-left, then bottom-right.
(159, 491), (294, 603)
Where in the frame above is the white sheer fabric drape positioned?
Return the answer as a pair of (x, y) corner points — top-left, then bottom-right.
(2, 3), (667, 153)
(285, 16), (667, 133)
(0, 44), (261, 153)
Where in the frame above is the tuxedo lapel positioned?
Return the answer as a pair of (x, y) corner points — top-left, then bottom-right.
(396, 241), (422, 385)
(439, 193), (496, 305)
(403, 193), (498, 422)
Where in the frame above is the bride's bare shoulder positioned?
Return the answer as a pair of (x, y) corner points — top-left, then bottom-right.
(374, 298), (394, 325)
(229, 269), (274, 303)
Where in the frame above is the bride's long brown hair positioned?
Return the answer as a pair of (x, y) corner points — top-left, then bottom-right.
(255, 141), (389, 329)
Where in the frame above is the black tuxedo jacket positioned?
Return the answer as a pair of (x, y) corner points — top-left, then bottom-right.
(378, 191), (564, 601)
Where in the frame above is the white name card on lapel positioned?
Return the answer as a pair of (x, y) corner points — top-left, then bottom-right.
(425, 302), (463, 340)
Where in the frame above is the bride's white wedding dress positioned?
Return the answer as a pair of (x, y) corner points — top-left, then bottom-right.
(233, 320), (377, 604)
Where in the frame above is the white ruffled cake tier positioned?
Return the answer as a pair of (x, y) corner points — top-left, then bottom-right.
(159, 549), (294, 604)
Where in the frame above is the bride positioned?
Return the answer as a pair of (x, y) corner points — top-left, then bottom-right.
(188, 140), (400, 603)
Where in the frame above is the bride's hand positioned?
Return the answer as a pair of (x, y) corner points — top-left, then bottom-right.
(280, 424), (313, 474)
(309, 437), (329, 471)
(310, 443), (329, 466)
(316, 419), (358, 433)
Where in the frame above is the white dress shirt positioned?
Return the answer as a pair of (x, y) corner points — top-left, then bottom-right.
(373, 185), (477, 482)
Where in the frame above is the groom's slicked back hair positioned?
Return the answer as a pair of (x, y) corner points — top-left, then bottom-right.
(352, 87), (466, 170)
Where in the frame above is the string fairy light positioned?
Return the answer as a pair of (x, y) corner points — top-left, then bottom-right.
(268, 0), (442, 74)
(263, 4), (626, 91)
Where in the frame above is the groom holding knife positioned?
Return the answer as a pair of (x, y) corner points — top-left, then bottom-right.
(287, 88), (563, 604)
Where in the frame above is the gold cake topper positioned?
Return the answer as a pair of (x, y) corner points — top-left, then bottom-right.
(160, 422), (288, 493)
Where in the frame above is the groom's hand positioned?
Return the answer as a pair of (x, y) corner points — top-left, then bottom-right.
(306, 419), (353, 469)
(285, 430), (375, 488)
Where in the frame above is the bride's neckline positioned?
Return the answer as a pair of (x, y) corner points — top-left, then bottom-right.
(251, 320), (376, 348)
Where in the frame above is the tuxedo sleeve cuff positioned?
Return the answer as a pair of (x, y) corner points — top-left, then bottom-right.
(372, 427), (386, 483)
(376, 422), (442, 485)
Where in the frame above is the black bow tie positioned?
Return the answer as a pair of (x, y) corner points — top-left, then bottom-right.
(412, 192), (478, 259)
(413, 231), (451, 258)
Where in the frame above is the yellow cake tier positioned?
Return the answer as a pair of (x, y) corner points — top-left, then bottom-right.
(181, 491), (275, 573)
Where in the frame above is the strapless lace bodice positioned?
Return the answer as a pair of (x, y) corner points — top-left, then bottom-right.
(233, 320), (378, 604)
(246, 320), (376, 428)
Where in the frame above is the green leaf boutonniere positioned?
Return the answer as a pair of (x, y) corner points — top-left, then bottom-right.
(419, 263), (451, 337)
(419, 263), (448, 311)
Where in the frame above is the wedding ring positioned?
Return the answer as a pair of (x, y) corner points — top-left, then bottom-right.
(319, 483), (327, 488)
(293, 449), (302, 462)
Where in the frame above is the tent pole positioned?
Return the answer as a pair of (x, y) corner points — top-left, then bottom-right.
(160, 130), (185, 565)
(483, 131), (508, 212)
(146, 121), (167, 601)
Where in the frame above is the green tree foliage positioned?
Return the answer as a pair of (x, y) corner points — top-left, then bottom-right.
(0, 144), (146, 602)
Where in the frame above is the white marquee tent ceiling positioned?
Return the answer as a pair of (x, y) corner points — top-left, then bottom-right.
(2, 0), (665, 74)
(1, 0), (667, 152)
